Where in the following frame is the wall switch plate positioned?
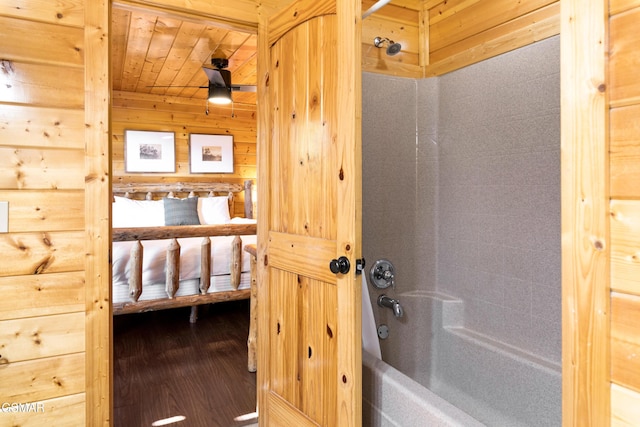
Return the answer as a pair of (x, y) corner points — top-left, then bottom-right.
(0, 201), (8, 233)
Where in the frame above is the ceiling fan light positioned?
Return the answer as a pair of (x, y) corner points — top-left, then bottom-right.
(208, 85), (232, 104)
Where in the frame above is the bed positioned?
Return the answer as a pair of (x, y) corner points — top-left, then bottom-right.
(111, 181), (257, 369)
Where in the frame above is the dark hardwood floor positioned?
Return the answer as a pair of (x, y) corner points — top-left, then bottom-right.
(113, 300), (257, 427)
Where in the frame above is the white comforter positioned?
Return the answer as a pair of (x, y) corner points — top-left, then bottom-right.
(112, 224), (256, 303)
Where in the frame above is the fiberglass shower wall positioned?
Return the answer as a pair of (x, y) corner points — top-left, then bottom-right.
(362, 74), (438, 298)
(435, 36), (561, 363)
(362, 35), (561, 364)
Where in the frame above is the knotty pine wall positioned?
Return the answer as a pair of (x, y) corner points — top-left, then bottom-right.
(361, 0), (422, 78)
(423, 0), (560, 76)
(111, 91), (257, 218)
(609, 0), (640, 423)
(361, 0), (562, 79)
(0, 1), (90, 425)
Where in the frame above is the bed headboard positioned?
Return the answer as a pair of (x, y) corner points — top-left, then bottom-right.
(112, 180), (254, 219)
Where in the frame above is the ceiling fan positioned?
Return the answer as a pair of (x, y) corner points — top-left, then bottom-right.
(202, 58), (256, 106)
(148, 57), (256, 110)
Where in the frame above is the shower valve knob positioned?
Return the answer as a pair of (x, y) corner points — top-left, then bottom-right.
(329, 256), (350, 275)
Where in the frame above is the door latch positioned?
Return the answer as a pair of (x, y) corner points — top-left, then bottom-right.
(329, 257), (365, 276)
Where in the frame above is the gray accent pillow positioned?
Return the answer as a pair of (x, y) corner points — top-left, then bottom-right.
(163, 197), (200, 226)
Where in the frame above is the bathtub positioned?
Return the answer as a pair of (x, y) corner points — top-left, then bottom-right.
(362, 350), (484, 426)
(363, 290), (561, 426)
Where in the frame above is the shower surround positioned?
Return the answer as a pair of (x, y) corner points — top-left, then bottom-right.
(362, 36), (561, 425)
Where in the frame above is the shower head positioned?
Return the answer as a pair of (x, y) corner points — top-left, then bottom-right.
(374, 36), (402, 56)
(386, 42), (402, 56)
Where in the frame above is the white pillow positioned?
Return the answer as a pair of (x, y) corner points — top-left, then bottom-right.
(197, 196), (231, 224)
(112, 196), (165, 227)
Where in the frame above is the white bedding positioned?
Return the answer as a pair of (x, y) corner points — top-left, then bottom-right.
(112, 225), (256, 304)
(112, 274), (253, 303)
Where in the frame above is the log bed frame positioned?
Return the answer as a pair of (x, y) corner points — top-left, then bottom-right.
(111, 181), (257, 370)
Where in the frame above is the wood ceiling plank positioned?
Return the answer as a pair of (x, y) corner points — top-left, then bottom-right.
(111, 8), (131, 92)
(228, 34), (258, 71)
(233, 55), (259, 85)
(174, 26), (234, 98)
(135, 14), (183, 93)
(211, 31), (254, 63)
(149, 21), (206, 93)
(121, 11), (156, 92)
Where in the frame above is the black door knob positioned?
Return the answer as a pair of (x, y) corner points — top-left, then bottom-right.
(329, 256), (350, 274)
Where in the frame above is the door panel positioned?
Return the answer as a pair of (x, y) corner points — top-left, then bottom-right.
(269, 270), (338, 423)
(268, 232), (337, 283)
(269, 392), (318, 426)
(257, 0), (361, 425)
(269, 19), (338, 240)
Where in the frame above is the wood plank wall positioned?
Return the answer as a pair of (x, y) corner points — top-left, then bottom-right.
(349, 0), (564, 79)
(609, 0), (640, 423)
(0, 1), (87, 425)
(423, 0), (560, 76)
(111, 91), (257, 217)
(361, 0), (422, 78)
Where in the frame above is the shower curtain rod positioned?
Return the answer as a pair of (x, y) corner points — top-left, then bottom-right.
(362, 0), (392, 19)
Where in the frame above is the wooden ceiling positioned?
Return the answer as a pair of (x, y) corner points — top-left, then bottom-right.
(110, 1), (422, 107)
(111, 5), (258, 105)
(110, 0), (556, 100)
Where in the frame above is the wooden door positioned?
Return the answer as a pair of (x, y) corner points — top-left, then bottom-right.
(256, 0), (362, 426)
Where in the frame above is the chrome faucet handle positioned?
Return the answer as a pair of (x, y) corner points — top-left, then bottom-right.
(369, 259), (395, 289)
(380, 269), (393, 281)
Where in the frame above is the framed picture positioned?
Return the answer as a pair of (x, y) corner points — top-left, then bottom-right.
(189, 134), (234, 173)
(124, 130), (176, 173)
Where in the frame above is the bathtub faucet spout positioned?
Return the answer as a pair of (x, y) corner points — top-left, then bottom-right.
(377, 294), (404, 318)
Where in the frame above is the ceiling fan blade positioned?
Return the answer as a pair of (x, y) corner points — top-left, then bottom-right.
(230, 85), (257, 93)
(202, 67), (226, 87)
(146, 85), (207, 88)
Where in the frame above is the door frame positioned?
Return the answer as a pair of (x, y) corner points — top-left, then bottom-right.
(85, 0), (112, 424)
(560, 0), (610, 424)
(91, 1), (265, 424)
